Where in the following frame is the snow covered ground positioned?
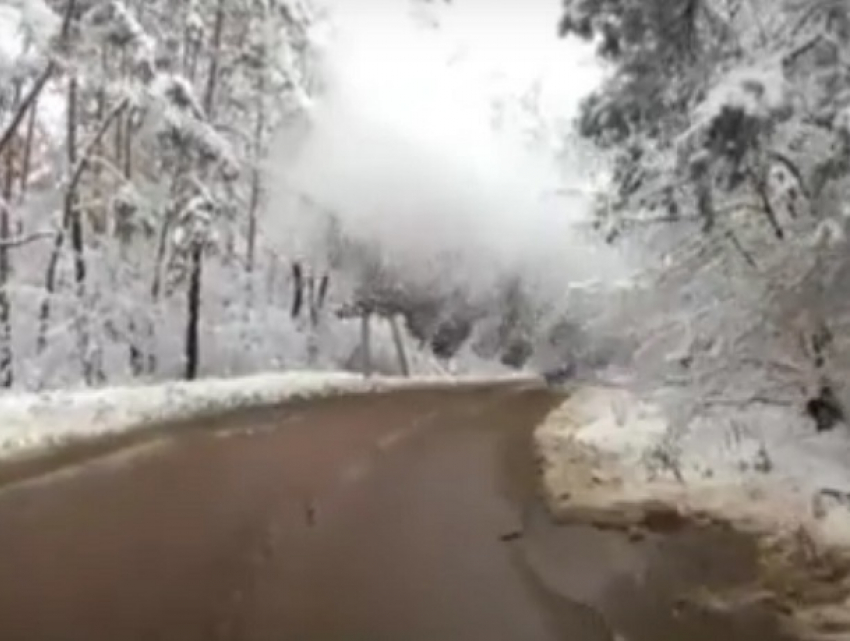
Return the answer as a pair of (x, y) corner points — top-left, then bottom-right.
(535, 385), (850, 639)
(0, 370), (535, 461)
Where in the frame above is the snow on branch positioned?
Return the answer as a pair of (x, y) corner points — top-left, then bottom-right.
(0, 229), (56, 248)
(67, 96), (130, 194)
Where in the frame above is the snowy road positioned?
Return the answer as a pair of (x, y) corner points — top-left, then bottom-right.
(0, 385), (795, 641)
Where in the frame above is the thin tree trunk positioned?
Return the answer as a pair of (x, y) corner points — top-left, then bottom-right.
(246, 74), (267, 274)
(307, 275), (316, 326)
(389, 314), (410, 377)
(65, 77), (100, 384)
(35, 1), (80, 356)
(113, 101), (123, 164)
(150, 208), (173, 302)
(36, 231), (65, 353)
(18, 95), (38, 200)
(0, 67), (53, 159)
(37, 75), (103, 383)
(183, 0), (226, 381)
(0, 85), (19, 387)
(291, 261), (304, 319)
(116, 105), (144, 377)
(360, 312), (372, 377)
(145, 199), (176, 375)
(246, 166), (261, 273)
(202, 0), (226, 118)
(184, 244), (202, 380)
(317, 273), (329, 310)
(308, 273), (329, 327)
(123, 108), (133, 178)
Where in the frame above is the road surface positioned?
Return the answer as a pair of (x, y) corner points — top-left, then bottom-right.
(0, 384), (794, 641)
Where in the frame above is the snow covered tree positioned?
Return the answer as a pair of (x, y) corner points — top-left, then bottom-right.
(561, 0), (850, 426)
(0, 0), (325, 389)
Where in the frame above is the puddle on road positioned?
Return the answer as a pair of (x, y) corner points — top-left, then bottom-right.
(509, 514), (796, 641)
(494, 412), (798, 641)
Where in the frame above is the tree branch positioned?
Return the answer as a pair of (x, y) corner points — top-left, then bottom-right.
(67, 97), (130, 194)
(0, 66), (54, 158)
(0, 230), (56, 249)
(0, 0), (78, 158)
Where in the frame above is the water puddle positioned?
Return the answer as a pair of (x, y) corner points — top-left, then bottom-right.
(494, 410), (799, 641)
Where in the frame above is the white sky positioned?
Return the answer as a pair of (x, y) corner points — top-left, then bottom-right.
(272, 0), (621, 296)
(313, 0), (603, 149)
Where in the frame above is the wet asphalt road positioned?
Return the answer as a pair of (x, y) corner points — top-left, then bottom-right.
(0, 384), (794, 641)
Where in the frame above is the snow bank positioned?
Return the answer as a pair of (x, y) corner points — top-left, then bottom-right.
(536, 386), (850, 638)
(0, 370), (535, 461)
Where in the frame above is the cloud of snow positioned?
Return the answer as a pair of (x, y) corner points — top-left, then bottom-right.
(267, 0), (624, 304)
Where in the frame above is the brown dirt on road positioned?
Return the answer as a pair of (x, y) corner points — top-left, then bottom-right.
(0, 385), (797, 641)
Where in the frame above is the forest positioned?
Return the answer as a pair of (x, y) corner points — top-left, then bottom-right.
(2, 0), (849, 437)
(0, 0), (335, 389)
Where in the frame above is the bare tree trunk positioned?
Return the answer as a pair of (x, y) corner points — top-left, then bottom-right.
(113, 100), (123, 165)
(305, 272), (329, 325)
(246, 72), (266, 274)
(307, 274), (318, 327)
(0, 86), (19, 387)
(65, 77), (101, 384)
(291, 261), (304, 319)
(246, 167), (261, 274)
(116, 107), (144, 378)
(110, 46), (143, 376)
(0, 68), (53, 159)
(184, 244), (203, 380)
(35, 82), (72, 354)
(149, 2), (200, 376)
(36, 75), (107, 381)
(182, 0), (226, 381)
(123, 107), (133, 178)
(202, 0), (226, 118)
(147, 176), (181, 374)
(36, 231), (65, 354)
(35, 1), (80, 356)
(125, 253), (145, 378)
(317, 274), (329, 311)
(389, 314), (410, 377)
(360, 312), (372, 377)
(18, 95), (38, 200)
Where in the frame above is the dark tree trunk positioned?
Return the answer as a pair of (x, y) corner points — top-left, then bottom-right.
(291, 261), (304, 319)
(182, 0), (225, 381)
(65, 77), (101, 384)
(0, 84), (19, 387)
(185, 245), (203, 380)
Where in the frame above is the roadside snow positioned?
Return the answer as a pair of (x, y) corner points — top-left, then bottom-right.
(537, 385), (850, 538)
(0, 371), (535, 460)
(536, 385), (850, 639)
